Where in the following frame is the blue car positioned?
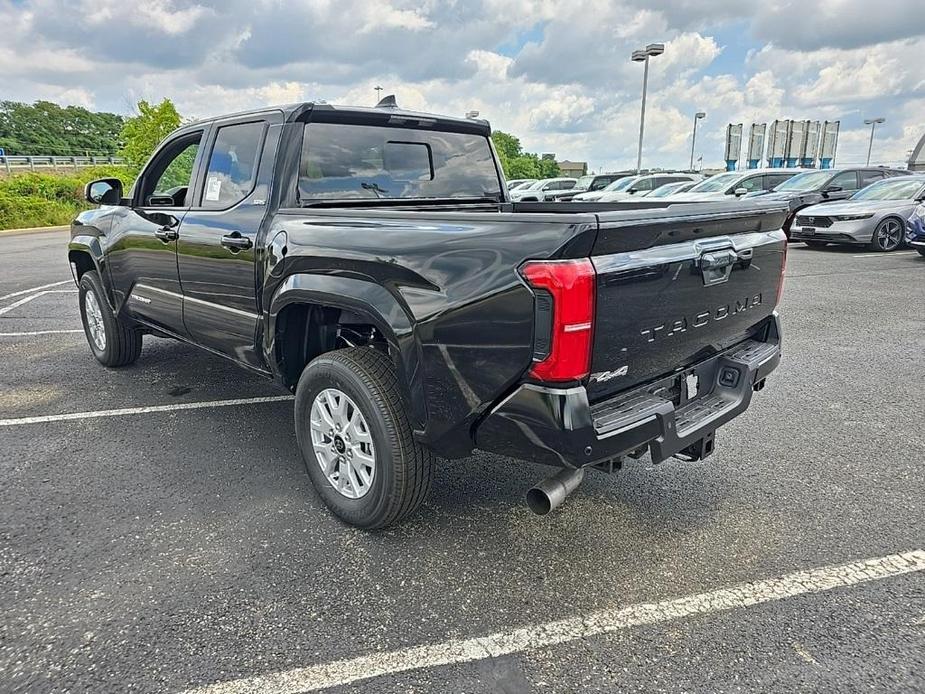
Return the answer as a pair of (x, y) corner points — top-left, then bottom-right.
(906, 204), (925, 257)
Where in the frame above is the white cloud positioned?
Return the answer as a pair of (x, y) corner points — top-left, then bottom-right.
(0, 0), (922, 170)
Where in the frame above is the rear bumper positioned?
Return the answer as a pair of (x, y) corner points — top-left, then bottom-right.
(476, 315), (782, 469)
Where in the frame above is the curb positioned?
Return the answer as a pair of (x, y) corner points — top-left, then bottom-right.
(0, 225), (69, 236)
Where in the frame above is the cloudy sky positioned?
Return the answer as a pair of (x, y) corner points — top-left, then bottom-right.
(2, 0), (924, 170)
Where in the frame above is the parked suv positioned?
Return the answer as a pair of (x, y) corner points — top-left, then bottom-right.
(546, 173), (631, 202)
(509, 177), (578, 201)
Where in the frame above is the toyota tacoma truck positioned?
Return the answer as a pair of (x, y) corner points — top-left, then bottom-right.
(69, 99), (788, 528)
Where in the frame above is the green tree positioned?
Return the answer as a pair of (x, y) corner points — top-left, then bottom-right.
(119, 98), (182, 168)
(490, 130), (560, 180)
(0, 100), (124, 156)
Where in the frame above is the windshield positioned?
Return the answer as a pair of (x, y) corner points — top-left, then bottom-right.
(649, 182), (687, 198)
(850, 178), (924, 201)
(510, 180), (534, 190)
(602, 176), (637, 193)
(688, 172), (742, 193)
(573, 175), (595, 190)
(774, 171), (833, 192)
(299, 122), (503, 201)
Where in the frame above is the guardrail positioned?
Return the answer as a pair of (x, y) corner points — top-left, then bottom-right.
(1, 156), (127, 173)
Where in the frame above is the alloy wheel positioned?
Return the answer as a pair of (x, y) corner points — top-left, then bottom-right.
(84, 289), (107, 351)
(876, 219), (902, 251)
(309, 388), (376, 499)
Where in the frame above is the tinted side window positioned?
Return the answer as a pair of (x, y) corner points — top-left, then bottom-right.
(589, 178), (609, 191)
(764, 174), (793, 189)
(138, 131), (203, 207)
(859, 170), (884, 187)
(201, 122), (265, 209)
(830, 170), (859, 190)
(737, 176), (764, 192)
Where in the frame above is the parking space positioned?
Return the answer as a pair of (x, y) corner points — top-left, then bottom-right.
(1, 231), (923, 693)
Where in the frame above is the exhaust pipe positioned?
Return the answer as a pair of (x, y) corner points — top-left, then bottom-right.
(526, 467), (585, 515)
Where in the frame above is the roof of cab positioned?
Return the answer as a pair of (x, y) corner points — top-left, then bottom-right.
(185, 101), (491, 135)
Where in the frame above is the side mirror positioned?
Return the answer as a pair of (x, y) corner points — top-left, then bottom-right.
(85, 178), (123, 205)
(628, 188), (638, 194)
(822, 185), (843, 197)
(733, 187), (748, 197)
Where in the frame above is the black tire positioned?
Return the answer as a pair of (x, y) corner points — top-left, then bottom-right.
(294, 347), (434, 529)
(869, 217), (904, 252)
(804, 240), (828, 249)
(917, 249), (925, 258)
(78, 271), (142, 367)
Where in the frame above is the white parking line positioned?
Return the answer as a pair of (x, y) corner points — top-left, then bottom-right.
(0, 329), (83, 336)
(0, 279), (71, 302)
(181, 550), (925, 694)
(0, 395), (295, 427)
(851, 251), (916, 258)
(0, 289), (77, 316)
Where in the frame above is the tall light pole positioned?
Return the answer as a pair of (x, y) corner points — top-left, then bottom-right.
(632, 43), (664, 173)
(864, 117), (885, 165)
(374, 85), (383, 103)
(690, 111), (706, 171)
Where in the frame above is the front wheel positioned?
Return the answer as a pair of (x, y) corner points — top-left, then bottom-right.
(294, 347), (434, 529)
(869, 218), (904, 252)
(78, 271), (142, 367)
(917, 248), (925, 257)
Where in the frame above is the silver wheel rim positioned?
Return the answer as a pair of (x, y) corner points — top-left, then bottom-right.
(84, 289), (106, 351)
(309, 388), (376, 499)
(877, 219), (901, 250)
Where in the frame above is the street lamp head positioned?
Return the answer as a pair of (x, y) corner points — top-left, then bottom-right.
(695, 111), (706, 119)
(645, 43), (665, 56)
(631, 49), (647, 62)
(864, 117), (885, 124)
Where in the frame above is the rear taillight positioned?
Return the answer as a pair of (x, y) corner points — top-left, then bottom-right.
(775, 242), (787, 306)
(521, 259), (596, 382)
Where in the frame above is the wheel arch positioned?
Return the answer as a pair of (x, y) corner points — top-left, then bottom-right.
(266, 273), (426, 430)
(68, 236), (116, 309)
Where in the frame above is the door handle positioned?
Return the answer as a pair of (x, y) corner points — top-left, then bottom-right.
(221, 232), (253, 252)
(154, 226), (178, 242)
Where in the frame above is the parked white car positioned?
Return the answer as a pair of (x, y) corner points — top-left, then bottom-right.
(595, 173), (701, 202)
(662, 168), (805, 202)
(506, 179), (536, 191)
(509, 177), (578, 201)
(572, 175), (636, 201)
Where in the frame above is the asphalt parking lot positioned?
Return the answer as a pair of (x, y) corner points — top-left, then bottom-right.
(1, 229), (923, 694)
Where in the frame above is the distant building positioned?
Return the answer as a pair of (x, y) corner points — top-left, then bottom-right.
(557, 160), (588, 177)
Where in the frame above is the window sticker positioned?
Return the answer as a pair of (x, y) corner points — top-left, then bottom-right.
(205, 176), (222, 202)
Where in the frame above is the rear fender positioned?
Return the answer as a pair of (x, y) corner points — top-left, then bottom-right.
(266, 273), (425, 429)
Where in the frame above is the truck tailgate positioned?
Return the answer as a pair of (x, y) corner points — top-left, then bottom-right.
(587, 202), (788, 402)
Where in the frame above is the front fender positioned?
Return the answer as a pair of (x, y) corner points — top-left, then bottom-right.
(265, 273), (426, 430)
(67, 233), (116, 309)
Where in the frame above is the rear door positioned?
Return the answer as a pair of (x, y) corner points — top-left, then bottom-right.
(177, 112), (281, 369)
(587, 203), (788, 401)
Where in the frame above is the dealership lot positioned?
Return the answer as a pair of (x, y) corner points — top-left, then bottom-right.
(1, 230), (923, 693)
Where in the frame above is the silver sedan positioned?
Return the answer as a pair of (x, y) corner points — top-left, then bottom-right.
(791, 176), (925, 252)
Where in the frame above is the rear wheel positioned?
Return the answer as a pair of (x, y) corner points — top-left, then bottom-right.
(804, 240), (828, 249)
(869, 218), (904, 252)
(78, 271), (142, 367)
(294, 347), (434, 529)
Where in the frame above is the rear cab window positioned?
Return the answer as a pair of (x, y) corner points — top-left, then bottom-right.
(298, 123), (502, 201)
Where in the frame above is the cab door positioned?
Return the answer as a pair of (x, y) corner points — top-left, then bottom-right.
(177, 113), (281, 369)
(106, 127), (208, 335)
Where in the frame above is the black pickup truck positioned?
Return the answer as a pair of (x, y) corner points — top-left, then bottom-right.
(69, 100), (788, 528)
